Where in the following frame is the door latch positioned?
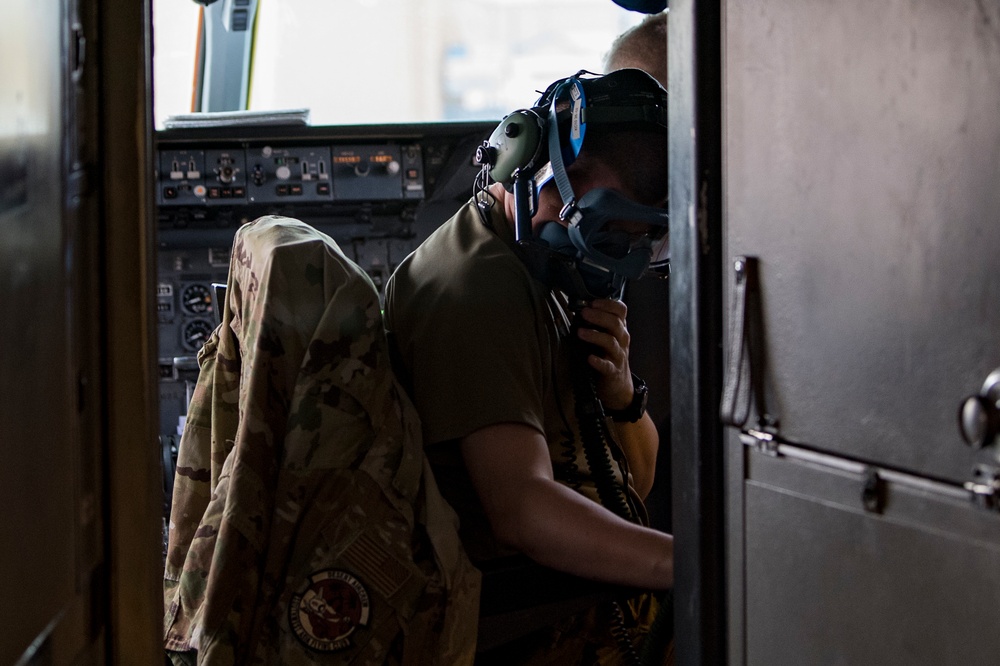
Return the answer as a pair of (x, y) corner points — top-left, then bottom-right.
(739, 428), (780, 456)
(963, 464), (1000, 511)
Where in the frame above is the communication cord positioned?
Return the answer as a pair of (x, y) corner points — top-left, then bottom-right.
(567, 319), (673, 666)
(567, 322), (636, 522)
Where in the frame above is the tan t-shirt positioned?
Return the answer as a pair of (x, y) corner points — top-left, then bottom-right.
(385, 200), (639, 562)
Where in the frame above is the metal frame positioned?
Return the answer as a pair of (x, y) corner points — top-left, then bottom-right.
(668, 1), (726, 663)
(198, 0), (258, 112)
(100, 0), (162, 661)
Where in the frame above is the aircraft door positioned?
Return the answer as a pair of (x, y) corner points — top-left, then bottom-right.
(721, 1), (1000, 663)
(0, 0), (104, 662)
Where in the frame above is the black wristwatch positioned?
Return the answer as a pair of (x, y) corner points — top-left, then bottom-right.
(604, 373), (649, 423)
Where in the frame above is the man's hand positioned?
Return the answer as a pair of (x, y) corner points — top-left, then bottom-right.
(575, 297), (659, 499)
(576, 298), (634, 411)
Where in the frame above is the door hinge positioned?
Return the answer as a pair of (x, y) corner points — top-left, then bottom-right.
(71, 22), (86, 82)
(861, 467), (885, 513)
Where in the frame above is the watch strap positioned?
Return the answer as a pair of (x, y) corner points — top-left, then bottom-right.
(605, 372), (648, 423)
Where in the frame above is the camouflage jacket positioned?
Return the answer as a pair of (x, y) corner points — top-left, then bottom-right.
(163, 216), (480, 665)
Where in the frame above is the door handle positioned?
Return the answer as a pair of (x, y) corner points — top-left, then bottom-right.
(958, 368), (1000, 449)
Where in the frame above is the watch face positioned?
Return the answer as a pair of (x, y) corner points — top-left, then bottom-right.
(634, 382), (649, 420)
(637, 383), (649, 413)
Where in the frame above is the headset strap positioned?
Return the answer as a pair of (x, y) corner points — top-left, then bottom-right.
(582, 105), (668, 128)
(547, 81), (583, 224)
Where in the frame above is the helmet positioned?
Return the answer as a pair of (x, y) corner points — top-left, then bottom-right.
(476, 68), (669, 301)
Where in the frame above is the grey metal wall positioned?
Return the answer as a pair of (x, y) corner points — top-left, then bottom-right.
(723, 0), (1000, 663)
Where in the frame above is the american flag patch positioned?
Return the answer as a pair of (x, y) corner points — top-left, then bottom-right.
(340, 531), (414, 599)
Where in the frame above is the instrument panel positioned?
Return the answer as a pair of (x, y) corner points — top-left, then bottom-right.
(158, 142), (425, 207)
(155, 122), (493, 450)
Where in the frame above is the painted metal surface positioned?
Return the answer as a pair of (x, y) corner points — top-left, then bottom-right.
(723, 1), (1000, 663)
(725, 0), (1000, 483)
(744, 449), (1000, 664)
(668, 0), (727, 663)
(0, 0), (80, 662)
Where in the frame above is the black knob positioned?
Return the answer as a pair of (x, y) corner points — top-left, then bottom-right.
(475, 143), (497, 167)
(959, 396), (995, 448)
(958, 369), (1000, 449)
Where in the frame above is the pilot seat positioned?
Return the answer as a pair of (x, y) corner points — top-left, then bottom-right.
(162, 215), (479, 665)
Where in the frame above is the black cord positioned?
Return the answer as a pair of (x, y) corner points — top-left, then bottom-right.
(567, 328), (635, 522)
(565, 314), (676, 665)
(473, 164), (496, 228)
(610, 600), (642, 666)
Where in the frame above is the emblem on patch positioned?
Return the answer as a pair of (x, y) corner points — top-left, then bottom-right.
(289, 569), (371, 652)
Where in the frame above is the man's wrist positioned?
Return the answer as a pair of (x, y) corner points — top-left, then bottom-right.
(604, 373), (648, 423)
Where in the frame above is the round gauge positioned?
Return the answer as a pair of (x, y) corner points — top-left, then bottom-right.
(181, 283), (213, 315)
(181, 319), (215, 351)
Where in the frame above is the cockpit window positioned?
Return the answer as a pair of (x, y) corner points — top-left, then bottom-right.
(152, 0), (645, 129)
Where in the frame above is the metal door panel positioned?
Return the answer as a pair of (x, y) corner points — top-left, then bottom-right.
(0, 0), (82, 662)
(724, 0), (1000, 483)
(744, 449), (1000, 665)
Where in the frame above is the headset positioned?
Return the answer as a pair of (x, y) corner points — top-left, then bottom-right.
(474, 68), (669, 304)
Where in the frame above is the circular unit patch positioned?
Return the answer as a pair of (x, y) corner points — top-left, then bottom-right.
(289, 569), (371, 652)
